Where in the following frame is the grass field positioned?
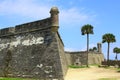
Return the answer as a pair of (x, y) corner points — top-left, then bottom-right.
(0, 78), (36, 80)
(69, 65), (89, 68)
(98, 78), (117, 80)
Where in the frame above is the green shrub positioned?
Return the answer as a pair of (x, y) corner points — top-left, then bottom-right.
(69, 65), (89, 68)
(98, 78), (117, 80)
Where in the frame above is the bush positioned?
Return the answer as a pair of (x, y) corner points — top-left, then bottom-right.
(69, 65), (89, 68)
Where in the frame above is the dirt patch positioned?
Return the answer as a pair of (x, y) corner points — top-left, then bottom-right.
(64, 66), (120, 80)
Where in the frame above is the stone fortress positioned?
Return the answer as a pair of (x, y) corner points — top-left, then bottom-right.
(0, 7), (104, 80)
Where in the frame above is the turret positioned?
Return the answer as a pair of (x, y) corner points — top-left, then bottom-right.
(97, 43), (102, 53)
(50, 7), (59, 32)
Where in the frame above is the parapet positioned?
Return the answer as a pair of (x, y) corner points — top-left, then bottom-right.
(15, 18), (51, 33)
(0, 7), (60, 37)
(0, 18), (51, 37)
(0, 27), (15, 36)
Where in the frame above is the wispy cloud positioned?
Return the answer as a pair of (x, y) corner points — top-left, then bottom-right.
(65, 47), (80, 52)
(0, 0), (51, 19)
(65, 43), (97, 52)
(0, 0), (96, 25)
(61, 9), (96, 26)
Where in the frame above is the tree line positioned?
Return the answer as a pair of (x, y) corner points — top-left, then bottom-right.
(81, 24), (119, 67)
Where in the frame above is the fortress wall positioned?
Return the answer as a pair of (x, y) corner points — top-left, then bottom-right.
(88, 52), (104, 64)
(0, 26), (65, 79)
(0, 7), (67, 80)
(56, 33), (68, 78)
(15, 18), (51, 33)
(65, 52), (73, 66)
(0, 6), (105, 80)
(66, 51), (104, 66)
(70, 52), (87, 65)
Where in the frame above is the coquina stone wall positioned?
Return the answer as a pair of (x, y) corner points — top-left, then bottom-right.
(0, 7), (67, 80)
(88, 52), (104, 64)
(66, 51), (104, 66)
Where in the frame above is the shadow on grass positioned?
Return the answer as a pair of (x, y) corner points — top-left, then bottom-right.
(98, 78), (117, 80)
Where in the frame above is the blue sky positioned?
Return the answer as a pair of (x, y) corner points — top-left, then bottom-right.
(0, 0), (120, 60)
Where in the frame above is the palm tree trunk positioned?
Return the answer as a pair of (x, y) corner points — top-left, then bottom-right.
(115, 53), (117, 60)
(86, 34), (89, 67)
(107, 42), (110, 66)
(107, 43), (110, 61)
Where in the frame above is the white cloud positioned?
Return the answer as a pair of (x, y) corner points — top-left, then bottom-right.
(0, 0), (96, 28)
(65, 47), (80, 52)
(0, 0), (51, 19)
(60, 8), (90, 24)
(65, 44), (97, 52)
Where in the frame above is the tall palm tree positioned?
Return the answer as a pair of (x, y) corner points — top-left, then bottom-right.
(102, 33), (116, 61)
(113, 47), (120, 60)
(81, 24), (94, 67)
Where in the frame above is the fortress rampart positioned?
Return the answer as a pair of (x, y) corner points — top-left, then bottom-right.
(0, 7), (104, 80)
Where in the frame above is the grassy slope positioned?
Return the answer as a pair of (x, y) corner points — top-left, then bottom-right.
(0, 78), (36, 80)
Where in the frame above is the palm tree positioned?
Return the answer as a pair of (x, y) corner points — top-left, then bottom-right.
(81, 24), (94, 67)
(89, 47), (97, 52)
(102, 33), (116, 61)
(93, 47), (97, 52)
(113, 47), (120, 60)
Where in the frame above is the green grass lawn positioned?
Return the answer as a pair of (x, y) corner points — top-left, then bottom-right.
(116, 68), (120, 72)
(98, 78), (117, 80)
(69, 65), (89, 68)
(68, 64), (99, 68)
(0, 78), (37, 80)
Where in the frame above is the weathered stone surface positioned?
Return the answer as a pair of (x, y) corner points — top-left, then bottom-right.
(65, 43), (104, 66)
(0, 7), (66, 80)
(65, 51), (104, 66)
